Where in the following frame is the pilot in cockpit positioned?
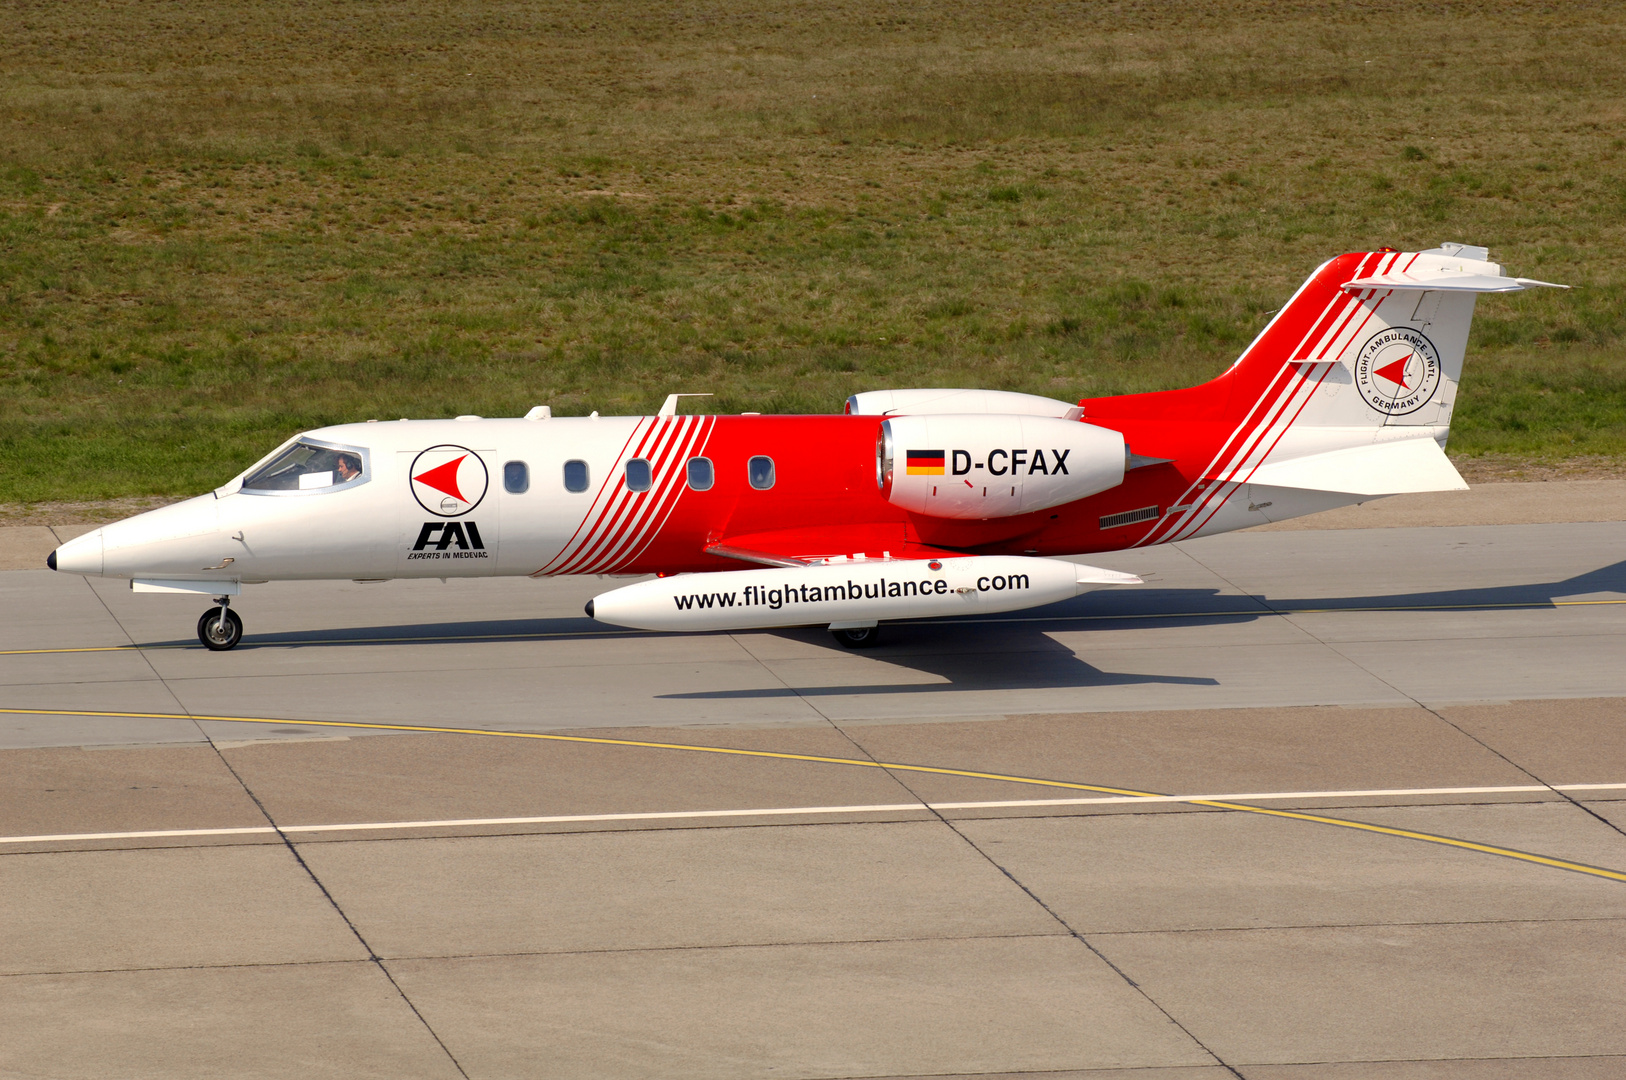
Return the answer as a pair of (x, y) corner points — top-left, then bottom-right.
(241, 440), (367, 492)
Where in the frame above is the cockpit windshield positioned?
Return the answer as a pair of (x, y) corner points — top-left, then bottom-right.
(241, 439), (369, 494)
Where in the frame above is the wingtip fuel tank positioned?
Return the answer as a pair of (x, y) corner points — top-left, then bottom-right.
(586, 556), (1140, 633)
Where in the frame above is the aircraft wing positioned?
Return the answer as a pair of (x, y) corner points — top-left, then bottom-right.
(705, 527), (965, 568)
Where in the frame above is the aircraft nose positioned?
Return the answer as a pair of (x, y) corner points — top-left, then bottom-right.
(51, 529), (104, 576)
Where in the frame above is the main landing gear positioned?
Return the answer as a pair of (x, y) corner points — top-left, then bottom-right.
(198, 596), (243, 651)
(829, 625), (881, 649)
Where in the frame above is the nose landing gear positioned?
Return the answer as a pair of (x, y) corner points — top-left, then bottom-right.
(198, 597), (243, 651)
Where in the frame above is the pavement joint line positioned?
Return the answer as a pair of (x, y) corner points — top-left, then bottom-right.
(2, 596), (1622, 655)
(7, 783), (1626, 846)
(66, 585), (475, 1076)
(1254, 571), (1626, 856)
(5, 705), (1626, 883)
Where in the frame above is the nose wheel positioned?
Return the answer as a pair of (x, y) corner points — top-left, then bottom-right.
(198, 598), (243, 651)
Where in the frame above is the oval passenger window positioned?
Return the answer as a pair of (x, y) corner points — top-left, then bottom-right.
(625, 458), (652, 492)
(748, 455), (775, 490)
(686, 457), (714, 491)
(563, 460), (589, 493)
(504, 461), (529, 494)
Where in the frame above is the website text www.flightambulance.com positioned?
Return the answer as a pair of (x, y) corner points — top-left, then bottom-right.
(672, 573), (1033, 611)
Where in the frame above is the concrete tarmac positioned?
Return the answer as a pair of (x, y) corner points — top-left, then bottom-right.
(3, 505), (1625, 1078)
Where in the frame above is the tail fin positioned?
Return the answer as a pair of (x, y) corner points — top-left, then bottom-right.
(1215, 244), (1565, 450)
(1088, 245), (1565, 540)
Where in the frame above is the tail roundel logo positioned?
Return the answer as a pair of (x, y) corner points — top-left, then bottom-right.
(1353, 327), (1442, 415)
(411, 445), (489, 516)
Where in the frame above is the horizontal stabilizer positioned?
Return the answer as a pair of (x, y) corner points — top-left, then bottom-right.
(1246, 438), (1467, 497)
(1343, 271), (1566, 293)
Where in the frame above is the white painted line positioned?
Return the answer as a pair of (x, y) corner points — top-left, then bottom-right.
(5, 783), (1624, 847)
(0, 807), (927, 845)
(280, 804), (927, 833)
(934, 782), (1626, 808)
(4, 826), (280, 843)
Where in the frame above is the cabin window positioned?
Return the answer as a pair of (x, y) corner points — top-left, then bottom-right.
(686, 457), (714, 491)
(242, 439), (368, 494)
(504, 461), (529, 494)
(748, 455), (776, 490)
(563, 460), (590, 493)
(625, 458), (652, 492)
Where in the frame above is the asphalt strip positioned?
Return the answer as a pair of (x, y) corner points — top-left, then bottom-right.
(4, 706), (1625, 884)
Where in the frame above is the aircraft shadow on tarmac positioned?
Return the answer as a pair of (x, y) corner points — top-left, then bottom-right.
(658, 557), (1626, 698)
(1044, 554), (1626, 622)
(664, 626), (1223, 698)
(178, 558), (1626, 697)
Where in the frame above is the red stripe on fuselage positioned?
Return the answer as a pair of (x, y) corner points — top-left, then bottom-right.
(612, 417), (717, 571)
(1176, 360), (1336, 541)
(1136, 357), (1305, 546)
(560, 416), (691, 575)
(535, 252), (1410, 571)
(590, 416), (709, 573)
(1133, 267), (1358, 546)
(534, 419), (648, 575)
(1127, 252), (1383, 546)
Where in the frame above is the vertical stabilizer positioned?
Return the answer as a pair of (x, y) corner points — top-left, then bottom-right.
(1193, 246), (1564, 466)
(1107, 245), (1563, 543)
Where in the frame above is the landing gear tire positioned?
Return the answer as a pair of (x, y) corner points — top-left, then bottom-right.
(198, 607), (243, 651)
(830, 626), (880, 649)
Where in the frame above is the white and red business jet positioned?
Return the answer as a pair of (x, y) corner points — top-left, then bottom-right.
(50, 244), (1561, 650)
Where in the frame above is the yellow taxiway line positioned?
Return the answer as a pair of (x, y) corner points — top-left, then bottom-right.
(3, 705), (1625, 884)
(1, 597), (1621, 656)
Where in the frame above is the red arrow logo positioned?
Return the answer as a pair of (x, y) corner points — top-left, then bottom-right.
(1374, 353), (1413, 389)
(413, 456), (468, 501)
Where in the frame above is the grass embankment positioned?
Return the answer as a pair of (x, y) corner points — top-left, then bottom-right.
(2, 1), (1624, 502)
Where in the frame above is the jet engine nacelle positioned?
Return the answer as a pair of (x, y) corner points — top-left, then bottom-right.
(879, 414), (1126, 520)
(847, 387), (1083, 419)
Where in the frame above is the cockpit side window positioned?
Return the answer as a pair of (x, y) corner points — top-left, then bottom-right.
(242, 439), (370, 494)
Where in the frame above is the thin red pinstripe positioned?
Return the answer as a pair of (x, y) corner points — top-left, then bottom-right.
(533, 419), (649, 576)
(556, 417), (688, 575)
(601, 417), (717, 572)
(581, 417), (706, 573)
(1167, 253), (1403, 541)
(1149, 251), (1405, 544)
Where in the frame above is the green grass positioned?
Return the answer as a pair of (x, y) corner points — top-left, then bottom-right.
(3, 1), (1625, 501)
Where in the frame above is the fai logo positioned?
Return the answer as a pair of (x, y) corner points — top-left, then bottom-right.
(410, 445), (488, 516)
(1354, 327), (1442, 416)
(408, 521), (489, 561)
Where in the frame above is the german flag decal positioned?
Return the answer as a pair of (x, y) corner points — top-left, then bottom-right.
(906, 449), (946, 476)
